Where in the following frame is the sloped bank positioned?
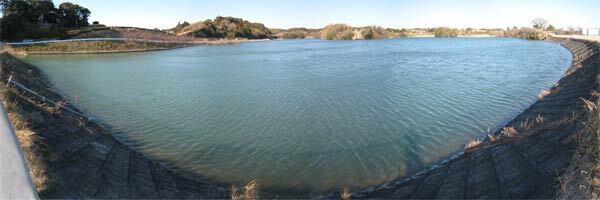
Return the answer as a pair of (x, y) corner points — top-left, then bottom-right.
(344, 37), (600, 199)
(0, 53), (228, 198)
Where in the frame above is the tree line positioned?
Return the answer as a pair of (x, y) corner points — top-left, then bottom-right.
(0, 0), (91, 41)
(317, 24), (412, 40)
(173, 16), (271, 39)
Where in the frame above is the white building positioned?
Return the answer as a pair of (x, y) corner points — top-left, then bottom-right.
(583, 28), (600, 36)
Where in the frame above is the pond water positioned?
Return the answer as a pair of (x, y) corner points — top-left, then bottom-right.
(24, 38), (572, 192)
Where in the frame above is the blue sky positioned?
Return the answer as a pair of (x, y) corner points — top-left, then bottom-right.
(58, 0), (599, 29)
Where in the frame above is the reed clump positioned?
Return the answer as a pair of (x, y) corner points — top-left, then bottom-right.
(539, 89), (551, 100)
(341, 187), (351, 200)
(500, 126), (519, 138)
(557, 93), (600, 199)
(487, 134), (499, 143)
(231, 179), (260, 200)
(464, 139), (483, 152)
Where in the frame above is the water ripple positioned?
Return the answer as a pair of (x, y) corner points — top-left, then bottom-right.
(25, 38), (572, 193)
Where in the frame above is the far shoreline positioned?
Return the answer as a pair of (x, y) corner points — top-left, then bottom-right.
(5, 38), (272, 55)
(8, 34), (555, 55)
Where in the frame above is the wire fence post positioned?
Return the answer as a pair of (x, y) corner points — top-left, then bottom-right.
(7, 78), (93, 121)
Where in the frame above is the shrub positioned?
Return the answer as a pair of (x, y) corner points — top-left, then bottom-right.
(434, 27), (459, 37)
(361, 26), (386, 39)
(281, 31), (306, 39)
(501, 126), (519, 138)
(320, 24), (352, 40)
(519, 28), (546, 40)
(177, 16), (271, 39)
(340, 30), (354, 40)
(505, 27), (547, 40)
(324, 30), (337, 40)
(231, 180), (259, 200)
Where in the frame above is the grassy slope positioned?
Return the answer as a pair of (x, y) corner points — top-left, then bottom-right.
(10, 41), (185, 53)
(0, 52), (51, 193)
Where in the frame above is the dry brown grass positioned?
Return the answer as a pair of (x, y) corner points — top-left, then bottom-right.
(10, 41), (184, 53)
(0, 85), (49, 193)
(119, 29), (195, 42)
(516, 115), (548, 138)
(487, 134), (499, 143)
(341, 187), (351, 200)
(536, 114), (545, 124)
(54, 100), (66, 112)
(582, 98), (597, 112)
(231, 179), (260, 200)
(501, 126), (519, 138)
(0, 46), (27, 56)
(15, 129), (48, 191)
(539, 89), (551, 100)
(47, 100), (67, 115)
(464, 139), (482, 152)
(521, 119), (533, 130)
(557, 95), (600, 199)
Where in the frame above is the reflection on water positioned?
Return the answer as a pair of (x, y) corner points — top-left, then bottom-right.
(24, 38), (571, 192)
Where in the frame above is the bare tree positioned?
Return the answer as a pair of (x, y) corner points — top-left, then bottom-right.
(532, 18), (549, 30)
(567, 26), (582, 35)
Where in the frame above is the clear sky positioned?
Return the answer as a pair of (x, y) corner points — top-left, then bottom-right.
(58, 0), (599, 30)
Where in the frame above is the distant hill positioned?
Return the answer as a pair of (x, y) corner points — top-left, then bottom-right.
(169, 16), (510, 41)
(270, 28), (321, 39)
(173, 16), (271, 39)
(318, 24), (412, 40)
